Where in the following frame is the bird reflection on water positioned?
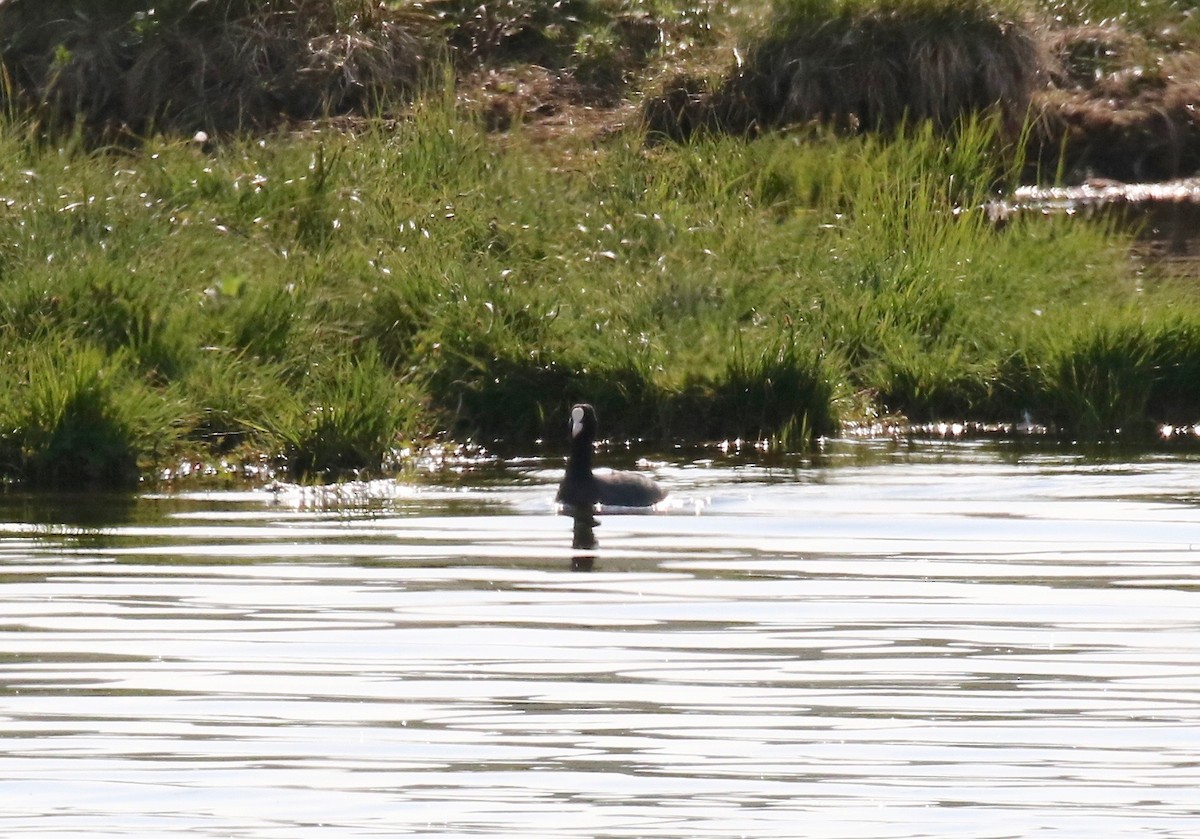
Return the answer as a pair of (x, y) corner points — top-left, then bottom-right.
(570, 512), (597, 571)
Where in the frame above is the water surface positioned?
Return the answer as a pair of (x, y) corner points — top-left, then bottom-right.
(2, 441), (1199, 837)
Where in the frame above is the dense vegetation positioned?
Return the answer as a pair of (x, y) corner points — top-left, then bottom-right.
(2, 0), (1199, 486)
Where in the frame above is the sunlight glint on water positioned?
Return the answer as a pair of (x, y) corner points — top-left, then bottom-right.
(2, 442), (1200, 838)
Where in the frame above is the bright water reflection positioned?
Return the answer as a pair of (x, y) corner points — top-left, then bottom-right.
(2, 440), (1200, 838)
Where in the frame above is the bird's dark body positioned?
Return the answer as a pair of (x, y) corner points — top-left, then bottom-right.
(556, 403), (666, 510)
(557, 469), (666, 509)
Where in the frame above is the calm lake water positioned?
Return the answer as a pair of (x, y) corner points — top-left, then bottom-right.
(2, 439), (1200, 838)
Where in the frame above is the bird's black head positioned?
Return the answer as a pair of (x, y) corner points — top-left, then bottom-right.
(569, 403), (597, 443)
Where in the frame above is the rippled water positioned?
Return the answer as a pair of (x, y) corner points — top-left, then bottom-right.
(3, 440), (1200, 838)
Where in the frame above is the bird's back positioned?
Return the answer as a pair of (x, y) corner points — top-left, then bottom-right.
(594, 469), (666, 507)
(557, 469), (666, 509)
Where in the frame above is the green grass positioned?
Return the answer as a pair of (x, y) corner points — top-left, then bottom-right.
(999, 313), (1200, 439)
(2, 74), (1200, 484)
(0, 343), (176, 486)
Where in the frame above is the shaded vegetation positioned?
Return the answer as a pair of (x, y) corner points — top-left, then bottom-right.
(0, 0), (429, 138)
(646, 0), (1046, 138)
(3, 0), (1199, 180)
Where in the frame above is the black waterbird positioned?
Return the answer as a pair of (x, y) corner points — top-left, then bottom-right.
(556, 403), (667, 511)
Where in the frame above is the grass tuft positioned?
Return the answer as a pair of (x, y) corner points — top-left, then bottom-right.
(275, 350), (419, 480)
(1012, 315), (1200, 439)
(717, 332), (841, 446)
(646, 0), (1045, 139)
(0, 0), (430, 138)
(1, 343), (176, 487)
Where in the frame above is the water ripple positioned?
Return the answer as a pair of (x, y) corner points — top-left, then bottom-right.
(2, 443), (1199, 837)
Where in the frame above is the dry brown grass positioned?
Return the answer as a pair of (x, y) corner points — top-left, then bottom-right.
(4, 0), (1200, 182)
(644, 0), (1047, 140)
(0, 0), (430, 137)
(1029, 26), (1200, 181)
(639, 0), (1200, 184)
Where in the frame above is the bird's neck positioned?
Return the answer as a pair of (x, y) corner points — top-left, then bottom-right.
(567, 439), (593, 477)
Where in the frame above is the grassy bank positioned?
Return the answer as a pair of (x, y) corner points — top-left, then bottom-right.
(3, 1), (1200, 486)
(3, 99), (1198, 486)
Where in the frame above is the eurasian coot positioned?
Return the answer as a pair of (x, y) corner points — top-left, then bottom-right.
(556, 403), (666, 510)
